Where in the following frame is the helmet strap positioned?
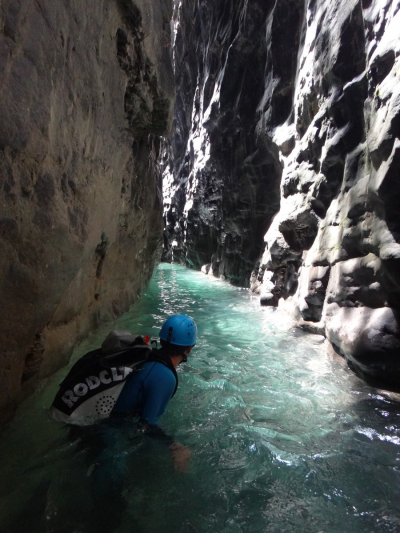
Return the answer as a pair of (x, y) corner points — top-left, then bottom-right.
(167, 327), (173, 343)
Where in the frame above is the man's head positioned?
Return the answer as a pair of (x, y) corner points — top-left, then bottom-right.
(159, 315), (197, 363)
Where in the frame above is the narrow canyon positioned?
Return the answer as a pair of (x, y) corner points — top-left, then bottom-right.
(1, 0), (399, 420)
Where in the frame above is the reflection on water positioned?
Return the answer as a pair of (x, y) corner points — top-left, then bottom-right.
(0, 264), (399, 532)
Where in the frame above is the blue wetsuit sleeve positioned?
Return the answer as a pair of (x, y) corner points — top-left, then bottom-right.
(140, 363), (177, 425)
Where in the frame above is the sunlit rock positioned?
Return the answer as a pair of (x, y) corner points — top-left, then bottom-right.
(163, 0), (400, 382)
(325, 304), (400, 382)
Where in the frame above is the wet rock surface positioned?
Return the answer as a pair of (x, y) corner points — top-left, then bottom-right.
(0, 0), (173, 419)
(164, 0), (400, 382)
(162, 0), (282, 285)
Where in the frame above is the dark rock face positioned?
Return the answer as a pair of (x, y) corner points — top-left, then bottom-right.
(0, 0), (173, 419)
(164, 0), (400, 382)
(163, 0), (282, 285)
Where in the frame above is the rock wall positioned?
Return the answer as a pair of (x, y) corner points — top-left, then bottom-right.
(0, 0), (174, 420)
(164, 0), (400, 383)
(162, 0), (282, 285)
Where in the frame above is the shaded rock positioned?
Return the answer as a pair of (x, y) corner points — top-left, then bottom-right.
(260, 293), (279, 307)
(295, 264), (330, 322)
(297, 321), (326, 336)
(279, 209), (319, 252)
(380, 242), (400, 292)
(0, 0), (173, 419)
(162, 0), (282, 286)
(325, 253), (387, 309)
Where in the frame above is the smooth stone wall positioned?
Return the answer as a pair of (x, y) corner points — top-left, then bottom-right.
(0, 0), (174, 419)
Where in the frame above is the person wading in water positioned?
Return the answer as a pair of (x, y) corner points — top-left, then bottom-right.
(111, 314), (196, 470)
(51, 314), (197, 531)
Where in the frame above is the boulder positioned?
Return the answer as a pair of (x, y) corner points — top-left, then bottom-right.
(325, 303), (400, 382)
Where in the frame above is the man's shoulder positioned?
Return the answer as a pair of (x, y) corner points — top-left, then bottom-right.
(144, 360), (176, 380)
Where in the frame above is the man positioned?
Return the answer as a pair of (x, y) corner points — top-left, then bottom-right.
(49, 315), (196, 531)
(111, 314), (196, 470)
(112, 314), (196, 424)
(53, 314), (196, 467)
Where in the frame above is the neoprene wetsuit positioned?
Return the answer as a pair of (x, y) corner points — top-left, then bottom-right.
(112, 358), (177, 425)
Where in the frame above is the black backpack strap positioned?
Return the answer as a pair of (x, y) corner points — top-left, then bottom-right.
(147, 349), (179, 397)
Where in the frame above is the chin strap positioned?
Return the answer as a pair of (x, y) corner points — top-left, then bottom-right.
(178, 349), (188, 363)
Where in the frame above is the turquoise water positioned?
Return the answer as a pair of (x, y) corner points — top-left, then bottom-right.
(0, 263), (400, 533)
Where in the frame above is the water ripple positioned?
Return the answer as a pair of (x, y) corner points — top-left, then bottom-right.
(0, 264), (399, 533)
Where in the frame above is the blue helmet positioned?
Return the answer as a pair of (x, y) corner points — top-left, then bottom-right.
(159, 315), (197, 347)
